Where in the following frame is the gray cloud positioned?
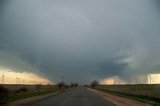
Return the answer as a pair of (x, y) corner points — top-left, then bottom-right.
(0, 0), (160, 84)
(93, 57), (129, 78)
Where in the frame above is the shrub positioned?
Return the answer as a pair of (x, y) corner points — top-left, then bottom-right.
(70, 83), (78, 87)
(58, 82), (65, 89)
(35, 84), (42, 91)
(71, 83), (74, 87)
(0, 85), (8, 104)
(13, 87), (28, 94)
(75, 83), (78, 87)
(19, 87), (28, 93)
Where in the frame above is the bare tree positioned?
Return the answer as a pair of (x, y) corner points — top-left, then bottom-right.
(91, 80), (99, 88)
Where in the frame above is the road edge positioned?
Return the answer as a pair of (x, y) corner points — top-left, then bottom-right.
(87, 88), (151, 106)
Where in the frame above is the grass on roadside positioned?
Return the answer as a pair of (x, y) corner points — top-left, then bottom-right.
(87, 85), (160, 106)
(95, 88), (160, 105)
(0, 85), (70, 105)
(7, 88), (63, 103)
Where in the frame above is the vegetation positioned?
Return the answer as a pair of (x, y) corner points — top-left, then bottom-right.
(35, 84), (42, 91)
(0, 85), (8, 104)
(91, 84), (160, 105)
(0, 84), (70, 105)
(57, 82), (66, 89)
(90, 80), (99, 88)
(70, 83), (78, 87)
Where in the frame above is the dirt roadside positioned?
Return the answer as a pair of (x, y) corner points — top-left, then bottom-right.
(88, 88), (151, 106)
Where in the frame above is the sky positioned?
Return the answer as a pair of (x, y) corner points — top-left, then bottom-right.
(0, 0), (160, 84)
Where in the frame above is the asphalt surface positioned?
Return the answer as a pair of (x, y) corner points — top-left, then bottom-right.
(29, 86), (115, 106)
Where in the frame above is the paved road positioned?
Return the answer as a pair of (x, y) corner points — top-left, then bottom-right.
(29, 86), (115, 106)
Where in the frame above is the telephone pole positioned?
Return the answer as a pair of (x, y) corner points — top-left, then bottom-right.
(16, 77), (18, 84)
(2, 74), (5, 84)
(148, 75), (151, 84)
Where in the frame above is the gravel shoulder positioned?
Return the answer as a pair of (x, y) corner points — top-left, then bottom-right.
(88, 88), (151, 106)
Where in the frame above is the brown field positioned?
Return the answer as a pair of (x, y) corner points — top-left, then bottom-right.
(3, 84), (56, 93)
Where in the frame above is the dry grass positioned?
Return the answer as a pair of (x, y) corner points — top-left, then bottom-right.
(88, 88), (150, 106)
(94, 84), (160, 105)
(0, 84), (69, 105)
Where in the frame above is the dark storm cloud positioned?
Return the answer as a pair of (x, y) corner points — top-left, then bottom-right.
(0, 0), (160, 84)
(94, 57), (129, 78)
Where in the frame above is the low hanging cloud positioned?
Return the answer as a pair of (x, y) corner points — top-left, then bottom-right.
(0, 0), (160, 84)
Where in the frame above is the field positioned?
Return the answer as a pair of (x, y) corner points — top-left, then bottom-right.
(93, 84), (160, 105)
(0, 84), (69, 105)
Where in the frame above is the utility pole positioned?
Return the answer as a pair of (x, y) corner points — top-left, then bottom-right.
(2, 74), (5, 84)
(16, 77), (18, 84)
(148, 75), (151, 84)
(18, 78), (21, 84)
(130, 79), (132, 84)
